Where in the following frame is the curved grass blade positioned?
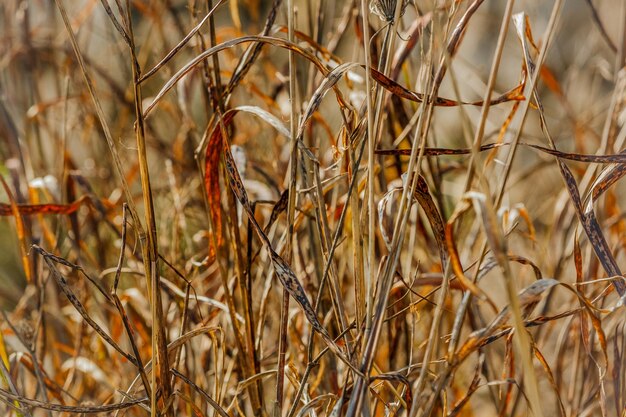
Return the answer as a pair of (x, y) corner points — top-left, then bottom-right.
(143, 36), (346, 118)
(376, 142), (626, 163)
(514, 11), (625, 296)
(0, 388), (147, 413)
(477, 255), (543, 282)
(375, 143), (502, 156)
(0, 195), (92, 216)
(533, 344), (566, 416)
(171, 369), (230, 417)
(369, 67), (525, 106)
(523, 143), (626, 163)
(456, 278), (559, 361)
(588, 163), (626, 206)
(32, 245), (139, 368)
(413, 175), (447, 266)
(297, 62), (361, 142)
(225, 0), (282, 96)
(558, 160), (625, 295)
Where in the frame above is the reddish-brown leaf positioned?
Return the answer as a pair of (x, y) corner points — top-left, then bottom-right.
(204, 112), (236, 260)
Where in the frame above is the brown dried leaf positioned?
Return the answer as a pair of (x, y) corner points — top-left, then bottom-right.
(413, 175), (447, 266)
(0, 195), (92, 216)
(558, 161), (625, 295)
(369, 67), (524, 107)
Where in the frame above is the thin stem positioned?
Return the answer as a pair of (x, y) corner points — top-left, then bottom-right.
(276, 1), (298, 415)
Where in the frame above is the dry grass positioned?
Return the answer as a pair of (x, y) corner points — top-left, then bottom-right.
(0, 0), (625, 416)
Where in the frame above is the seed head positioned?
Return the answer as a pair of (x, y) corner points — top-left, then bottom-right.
(369, 0), (410, 23)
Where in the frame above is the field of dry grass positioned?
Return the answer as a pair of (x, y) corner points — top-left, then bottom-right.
(1, 0), (626, 416)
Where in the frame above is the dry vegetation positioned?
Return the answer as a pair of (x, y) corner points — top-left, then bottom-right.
(1, 0), (626, 416)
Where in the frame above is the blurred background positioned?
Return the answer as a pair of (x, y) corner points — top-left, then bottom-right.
(0, 0), (625, 416)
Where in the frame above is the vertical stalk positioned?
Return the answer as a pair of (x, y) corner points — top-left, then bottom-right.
(619, 0), (626, 73)
(347, 1), (408, 414)
(421, 3), (516, 416)
(360, 0), (375, 332)
(199, 1), (264, 412)
(276, 0), (298, 415)
(123, 2), (171, 415)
